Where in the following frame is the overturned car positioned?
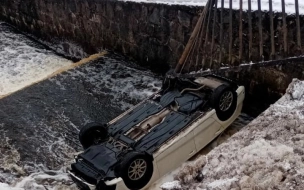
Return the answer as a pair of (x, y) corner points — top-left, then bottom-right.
(69, 74), (245, 190)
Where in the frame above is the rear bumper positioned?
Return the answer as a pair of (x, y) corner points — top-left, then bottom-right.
(69, 170), (96, 190)
(69, 170), (122, 190)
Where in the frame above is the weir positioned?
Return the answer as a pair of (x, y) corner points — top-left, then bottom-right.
(1, 0), (304, 105)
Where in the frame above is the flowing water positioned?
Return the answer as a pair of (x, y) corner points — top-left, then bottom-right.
(0, 24), (73, 98)
(0, 22), (253, 190)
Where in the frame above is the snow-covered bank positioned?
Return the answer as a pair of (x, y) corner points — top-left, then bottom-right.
(161, 78), (304, 190)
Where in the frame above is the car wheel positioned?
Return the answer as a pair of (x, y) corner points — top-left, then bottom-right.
(211, 84), (237, 121)
(118, 151), (153, 190)
(78, 122), (108, 149)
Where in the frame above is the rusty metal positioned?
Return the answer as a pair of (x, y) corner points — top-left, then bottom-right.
(295, 0), (301, 50)
(210, 0), (218, 68)
(175, 0), (212, 73)
(229, 0), (233, 64)
(194, 18), (207, 71)
(202, 0), (214, 68)
(219, 0), (225, 64)
(193, 1), (212, 72)
(248, 0), (252, 60)
(193, 3), (211, 72)
(281, 0), (288, 56)
(174, 0), (303, 75)
(182, 55), (304, 78)
(239, 0), (243, 64)
(258, 0), (263, 59)
(269, 0), (275, 59)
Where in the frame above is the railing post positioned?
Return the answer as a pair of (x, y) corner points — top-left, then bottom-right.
(210, 0), (218, 68)
(202, 0), (214, 68)
(229, 0), (233, 64)
(219, 0), (224, 64)
(239, 0), (243, 64)
(258, 0), (263, 60)
(281, 0), (288, 56)
(269, 0), (275, 59)
(248, 0), (252, 61)
(295, 0), (301, 51)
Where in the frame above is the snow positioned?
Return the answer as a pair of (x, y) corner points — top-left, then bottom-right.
(160, 181), (181, 189)
(286, 79), (304, 100)
(0, 183), (23, 190)
(161, 78), (304, 190)
(207, 177), (238, 189)
(120, 0), (304, 15)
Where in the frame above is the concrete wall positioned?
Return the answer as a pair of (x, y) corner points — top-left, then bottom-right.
(2, 0), (304, 71)
(0, 0), (202, 70)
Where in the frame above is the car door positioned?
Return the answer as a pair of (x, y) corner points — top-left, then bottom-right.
(193, 110), (222, 151)
(155, 130), (196, 177)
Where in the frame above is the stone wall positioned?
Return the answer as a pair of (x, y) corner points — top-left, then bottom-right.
(1, 0), (304, 71)
(0, 0), (202, 71)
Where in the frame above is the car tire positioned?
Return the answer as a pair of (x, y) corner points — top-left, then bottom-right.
(118, 151), (153, 190)
(211, 84), (237, 121)
(78, 122), (109, 149)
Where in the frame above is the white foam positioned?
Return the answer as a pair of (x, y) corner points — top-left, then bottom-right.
(0, 183), (23, 190)
(68, 57), (162, 110)
(37, 40), (88, 60)
(14, 168), (73, 190)
(0, 25), (72, 97)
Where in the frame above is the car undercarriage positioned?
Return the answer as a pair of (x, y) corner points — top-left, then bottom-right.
(69, 74), (241, 190)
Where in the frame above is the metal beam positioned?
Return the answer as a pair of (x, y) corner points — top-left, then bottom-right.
(239, 0), (243, 64)
(281, 0), (288, 56)
(269, 0), (275, 59)
(295, 0), (301, 50)
(248, 0), (252, 61)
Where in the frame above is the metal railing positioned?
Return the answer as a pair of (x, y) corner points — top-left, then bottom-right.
(176, 0), (304, 74)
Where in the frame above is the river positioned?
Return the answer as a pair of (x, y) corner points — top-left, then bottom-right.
(0, 22), (253, 190)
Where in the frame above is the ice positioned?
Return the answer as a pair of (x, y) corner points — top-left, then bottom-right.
(161, 78), (304, 190)
(120, 0), (304, 15)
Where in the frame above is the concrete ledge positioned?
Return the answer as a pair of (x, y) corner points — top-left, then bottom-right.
(161, 78), (304, 190)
